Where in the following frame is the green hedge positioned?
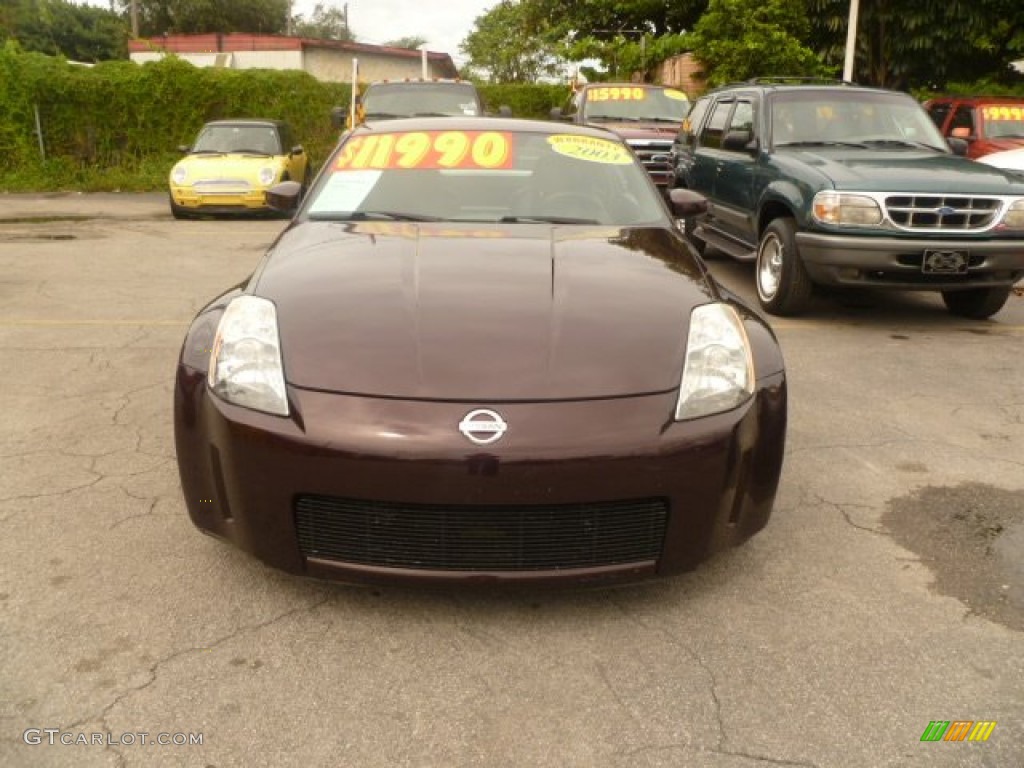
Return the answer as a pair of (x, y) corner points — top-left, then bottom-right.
(0, 44), (349, 191)
(478, 83), (571, 119)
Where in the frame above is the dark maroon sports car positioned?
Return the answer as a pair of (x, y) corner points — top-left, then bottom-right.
(174, 117), (787, 587)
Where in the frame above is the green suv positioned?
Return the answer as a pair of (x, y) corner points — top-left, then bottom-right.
(672, 79), (1024, 317)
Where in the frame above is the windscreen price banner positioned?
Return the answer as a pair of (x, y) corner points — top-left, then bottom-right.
(334, 131), (514, 171)
(981, 106), (1024, 121)
(589, 87), (648, 102)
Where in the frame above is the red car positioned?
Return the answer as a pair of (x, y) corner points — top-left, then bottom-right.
(924, 96), (1024, 159)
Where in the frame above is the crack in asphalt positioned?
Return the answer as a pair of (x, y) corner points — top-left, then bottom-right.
(63, 596), (332, 738)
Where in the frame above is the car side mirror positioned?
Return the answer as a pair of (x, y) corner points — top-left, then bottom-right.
(178, 145), (191, 153)
(290, 145), (304, 156)
(722, 130), (756, 153)
(950, 126), (971, 139)
(265, 180), (303, 213)
(668, 188), (708, 218)
(498, 105), (512, 117)
(330, 106), (347, 130)
(947, 137), (968, 156)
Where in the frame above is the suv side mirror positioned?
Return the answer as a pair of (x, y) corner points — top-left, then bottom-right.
(330, 106), (347, 130)
(498, 105), (512, 117)
(722, 130), (756, 153)
(950, 126), (972, 140)
(549, 107), (563, 120)
(947, 137), (968, 156)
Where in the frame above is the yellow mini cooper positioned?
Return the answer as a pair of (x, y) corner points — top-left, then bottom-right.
(169, 119), (310, 218)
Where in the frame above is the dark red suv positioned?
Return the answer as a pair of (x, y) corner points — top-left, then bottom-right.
(924, 96), (1024, 159)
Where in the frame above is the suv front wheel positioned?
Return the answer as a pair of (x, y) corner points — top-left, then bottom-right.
(756, 218), (813, 316)
(941, 287), (1011, 319)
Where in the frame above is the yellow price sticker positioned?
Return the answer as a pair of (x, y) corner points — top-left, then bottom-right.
(547, 135), (633, 165)
(589, 86), (647, 103)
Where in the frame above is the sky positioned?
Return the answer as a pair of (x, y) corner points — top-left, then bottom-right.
(292, 0), (496, 64)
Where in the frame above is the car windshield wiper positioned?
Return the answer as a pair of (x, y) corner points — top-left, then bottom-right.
(775, 140), (868, 148)
(862, 139), (940, 150)
(308, 211), (443, 222)
(409, 112), (456, 117)
(364, 112), (402, 119)
(498, 215), (599, 225)
(189, 149), (227, 155)
(231, 149), (273, 156)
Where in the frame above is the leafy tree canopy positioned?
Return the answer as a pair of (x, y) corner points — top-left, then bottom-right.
(460, 1), (563, 83)
(291, 2), (353, 41)
(117, 0), (289, 37)
(0, 0), (127, 61)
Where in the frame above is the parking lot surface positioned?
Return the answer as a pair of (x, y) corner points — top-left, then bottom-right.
(1, 192), (1022, 767)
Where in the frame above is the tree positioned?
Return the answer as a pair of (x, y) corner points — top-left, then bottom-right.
(808, 0), (1024, 89)
(291, 2), (353, 41)
(385, 36), (427, 50)
(118, 0), (290, 37)
(461, 1), (562, 83)
(1, 0), (127, 61)
(687, 0), (828, 87)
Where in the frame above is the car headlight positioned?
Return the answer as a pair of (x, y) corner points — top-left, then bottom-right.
(812, 191), (883, 226)
(171, 165), (188, 185)
(675, 303), (754, 421)
(1002, 199), (1024, 229)
(258, 166), (278, 186)
(208, 295), (288, 416)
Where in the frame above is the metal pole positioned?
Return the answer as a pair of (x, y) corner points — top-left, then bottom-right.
(34, 104), (46, 162)
(350, 58), (359, 128)
(843, 0), (860, 82)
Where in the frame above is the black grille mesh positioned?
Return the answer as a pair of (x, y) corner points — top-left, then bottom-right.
(295, 495), (668, 571)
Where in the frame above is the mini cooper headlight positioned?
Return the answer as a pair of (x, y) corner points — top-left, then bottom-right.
(812, 191), (882, 226)
(171, 165), (188, 185)
(675, 303), (754, 421)
(208, 296), (288, 416)
(1002, 199), (1024, 229)
(258, 166), (278, 186)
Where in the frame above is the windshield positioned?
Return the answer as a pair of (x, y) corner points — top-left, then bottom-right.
(771, 91), (949, 150)
(582, 86), (690, 123)
(362, 83), (481, 118)
(193, 124), (282, 154)
(981, 105), (1024, 139)
(303, 128), (668, 226)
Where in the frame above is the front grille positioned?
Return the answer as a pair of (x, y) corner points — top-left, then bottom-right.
(884, 195), (1001, 231)
(628, 140), (674, 183)
(295, 495), (668, 572)
(194, 179), (252, 194)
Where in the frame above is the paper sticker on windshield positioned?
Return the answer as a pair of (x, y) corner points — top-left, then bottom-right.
(307, 170), (380, 215)
(981, 106), (1024, 121)
(547, 135), (633, 164)
(334, 131), (513, 171)
(588, 86), (647, 102)
(664, 89), (688, 101)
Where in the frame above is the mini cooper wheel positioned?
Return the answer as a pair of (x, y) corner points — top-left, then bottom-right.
(942, 287), (1011, 320)
(756, 218), (813, 316)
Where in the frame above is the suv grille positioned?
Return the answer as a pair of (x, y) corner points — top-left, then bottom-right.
(295, 495), (668, 572)
(885, 195), (1001, 231)
(628, 140), (674, 185)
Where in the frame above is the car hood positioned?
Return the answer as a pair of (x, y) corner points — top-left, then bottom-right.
(785, 149), (1024, 193)
(256, 223), (713, 401)
(174, 153), (284, 182)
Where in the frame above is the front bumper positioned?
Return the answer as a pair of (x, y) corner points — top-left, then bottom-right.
(170, 186), (271, 212)
(796, 232), (1024, 289)
(174, 369), (787, 587)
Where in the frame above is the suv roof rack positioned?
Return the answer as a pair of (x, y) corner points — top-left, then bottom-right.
(746, 76), (856, 86)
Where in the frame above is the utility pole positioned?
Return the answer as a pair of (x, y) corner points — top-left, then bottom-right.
(843, 0), (860, 82)
(130, 0), (138, 37)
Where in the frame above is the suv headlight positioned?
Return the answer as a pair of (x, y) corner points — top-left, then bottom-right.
(208, 296), (289, 416)
(258, 166), (278, 186)
(812, 191), (882, 226)
(171, 165), (188, 185)
(675, 303), (754, 421)
(1002, 199), (1024, 229)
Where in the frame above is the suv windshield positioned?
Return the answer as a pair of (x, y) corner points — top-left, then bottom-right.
(582, 86), (690, 123)
(772, 91), (948, 150)
(363, 83), (481, 118)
